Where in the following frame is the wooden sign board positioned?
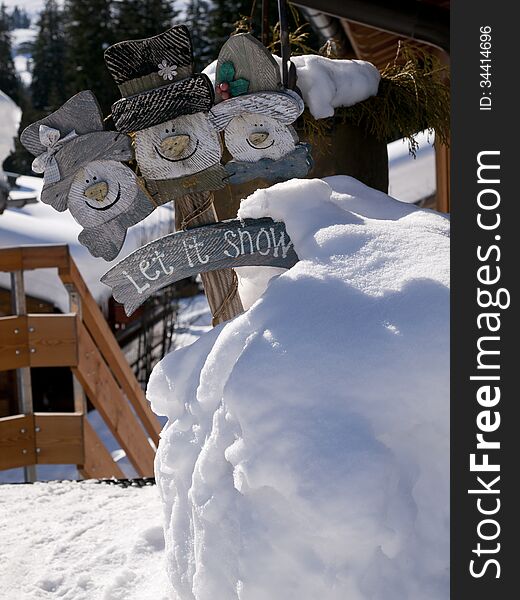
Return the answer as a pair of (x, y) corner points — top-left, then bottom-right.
(224, 144), (313, 185)
(101, 217), (298, 316)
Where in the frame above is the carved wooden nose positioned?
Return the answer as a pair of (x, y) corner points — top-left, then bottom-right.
(248, 132), (269, 146)
(84, 181), (108, 202)
(160, 134), (190, 158)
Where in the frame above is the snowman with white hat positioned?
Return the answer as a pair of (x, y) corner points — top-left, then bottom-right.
(210, 33), (312, 185)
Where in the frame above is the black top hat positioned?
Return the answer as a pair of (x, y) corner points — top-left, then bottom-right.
(20, 91), (133, 211)
(105, 26), (214, 133)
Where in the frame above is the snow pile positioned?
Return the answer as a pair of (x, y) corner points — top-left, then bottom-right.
(0, 176), (174, 312)
(0, 481), (173, 599)
(148, 177), (450, 599)
(289, 55), (380, 119)
(203, 55), (380, 120)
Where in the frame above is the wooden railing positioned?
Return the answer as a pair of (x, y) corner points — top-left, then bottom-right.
(0, 245), (162, 480)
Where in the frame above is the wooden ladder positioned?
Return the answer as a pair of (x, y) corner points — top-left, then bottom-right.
(0, 245), (161, 480)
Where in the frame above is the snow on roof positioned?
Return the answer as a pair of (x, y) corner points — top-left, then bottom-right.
(203, 53), (380, 119)
(0, 176), (174, 312)
(0, 481), (173, 599)
(149, 176), (449, 599)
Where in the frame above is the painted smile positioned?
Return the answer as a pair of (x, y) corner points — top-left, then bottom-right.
(86, 182), (121, 211)
(246, 138), (275, 150)
(155, 139), (200, 162)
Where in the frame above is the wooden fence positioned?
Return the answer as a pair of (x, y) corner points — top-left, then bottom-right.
(0, 245), (161, 480)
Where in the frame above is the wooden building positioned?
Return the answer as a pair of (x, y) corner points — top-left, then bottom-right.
(295, 0), (451, 212)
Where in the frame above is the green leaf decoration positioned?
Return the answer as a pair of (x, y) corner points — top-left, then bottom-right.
(229, 78), (250, 97)
(218, 61), (235, 83)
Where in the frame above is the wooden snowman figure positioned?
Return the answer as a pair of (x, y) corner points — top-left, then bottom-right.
(104, 26), (228, 201)
(20, 90), (154, 261)
(210, 34), (312, 185)
(104, 26), (244, 324)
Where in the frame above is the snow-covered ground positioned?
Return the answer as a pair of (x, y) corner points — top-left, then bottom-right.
(149, 176), (449, 599)
(0, 481), (173, 600)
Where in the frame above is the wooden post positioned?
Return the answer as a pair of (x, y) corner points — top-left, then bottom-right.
(9, 271), (36, 482)
(169, 188), (244, 324)
(435, 139), (450, 213)
(65, 282), (88, 413)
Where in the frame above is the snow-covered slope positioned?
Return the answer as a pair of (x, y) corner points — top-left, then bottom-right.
(148, 176), (449, 600)
(0, 481), (173, 600)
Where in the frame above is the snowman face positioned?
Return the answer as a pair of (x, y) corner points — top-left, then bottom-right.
(134, 112), (222, 180)
(68, 160), (140, 227)
(224, 113), (298, 162)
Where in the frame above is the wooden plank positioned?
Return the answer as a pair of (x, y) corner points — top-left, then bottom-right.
(27, 314), (78, 368)
(58, 261), (161, 443)
(0, 414), (35, 470)
(149, 164), (228, 197)
(101, 217), (298, 316)
(79, 418), (125, 479)
(0, 245), (70, 273)
(0, 315), (29, 371)
(33, 412), (84, 465)
(73, 322), (155, 476)
(224, 143), (312, 185)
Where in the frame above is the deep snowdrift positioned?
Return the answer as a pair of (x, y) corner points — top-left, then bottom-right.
(148, 177), (450, 600)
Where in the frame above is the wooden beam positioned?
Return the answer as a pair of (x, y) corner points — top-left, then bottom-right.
(435, 139), (450, 213)
(33, 413), (84, 464)
(59, 260), (161, 444)
(173, 190), (244, 324)
(0, 414), (35, 470)
(27, 314), (78, 368)
(73, 322), (155, 476)
(0, 314), (79, 370)
(79, 418), (125, 479)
